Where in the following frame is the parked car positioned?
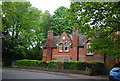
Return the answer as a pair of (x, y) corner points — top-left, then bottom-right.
(109, 67), (120, 81)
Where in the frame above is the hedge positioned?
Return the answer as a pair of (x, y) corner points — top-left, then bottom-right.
(14, 59), (105, 75)
(15, 59), (40, 66)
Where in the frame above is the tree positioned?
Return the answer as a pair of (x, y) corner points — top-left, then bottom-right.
(2, 2), (50, 65)
(40, 10), (52, 38)
(50, 6), (72, 35)
(67, 2), (120, 58)
(2, 2), (32, 61)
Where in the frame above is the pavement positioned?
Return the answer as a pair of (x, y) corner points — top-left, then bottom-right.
(8, 67), (108, 80)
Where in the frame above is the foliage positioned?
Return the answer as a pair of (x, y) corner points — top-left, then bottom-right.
(47, 61), (63, 69)
(114, 62), (120, 67)
(50, 6), (72, 35)
(38, 61), (48, 68)
(15, 60), (105, 75)
(77, 62), (91, 70)
(3, 59), (13, 66)
(90, 62), (105, 75)
(16, 59), (40, 66)
(2, 2), (52, 66)
(40, 10), (51, 38)
(67, 2), (120, 58)
(69, 61), (81, 70)
(63, 61), (71, 69)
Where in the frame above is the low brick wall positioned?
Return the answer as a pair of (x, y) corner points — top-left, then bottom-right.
(12, 65), (92, 75)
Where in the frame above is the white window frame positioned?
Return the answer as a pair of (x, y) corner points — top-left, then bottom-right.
(64, 42), (69, 52)
(86, 42), (93, 56)
(58, 43), (63, 52)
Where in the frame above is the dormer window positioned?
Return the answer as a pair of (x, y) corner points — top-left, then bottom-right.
(58, 43), (63, 52)
(86, 42), (93, 56)
(64, 42), (69, 52)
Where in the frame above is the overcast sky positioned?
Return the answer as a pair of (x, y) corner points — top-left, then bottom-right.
(28, 0), (71, 15)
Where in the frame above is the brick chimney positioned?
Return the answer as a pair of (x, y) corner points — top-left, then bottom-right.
(47, 31), (53, 47)
(72, 28), (79, 61)
(72, 28), (79, 46)
(46, 30), (53, 61)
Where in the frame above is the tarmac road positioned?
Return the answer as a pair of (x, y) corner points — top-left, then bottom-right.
(2, 68), (108, 81)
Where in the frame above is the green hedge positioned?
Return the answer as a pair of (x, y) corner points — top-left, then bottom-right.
(16, 59), (40, 66)
(47, 61), (63, 69)
(15, 59), (105, 75)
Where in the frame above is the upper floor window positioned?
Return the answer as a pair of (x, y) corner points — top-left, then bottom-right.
(58, 43), (63, 52)
(64, 42), (69, 52)
(86, 42), (93, 56)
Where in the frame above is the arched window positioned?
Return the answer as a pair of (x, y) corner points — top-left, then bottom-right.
(58, 43), (63, 52)
(64, 42), (69, 52)
(86, 42), (93, 55)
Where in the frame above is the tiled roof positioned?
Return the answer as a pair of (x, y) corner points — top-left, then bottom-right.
(78, 34), (85, 47)
(44, 34), (85, 48)
(53, 36), (59, 48)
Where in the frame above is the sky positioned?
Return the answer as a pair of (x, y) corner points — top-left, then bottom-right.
(28, 0), (71, 15)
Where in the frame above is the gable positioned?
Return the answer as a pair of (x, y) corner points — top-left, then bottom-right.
(56, 32), (72, 45)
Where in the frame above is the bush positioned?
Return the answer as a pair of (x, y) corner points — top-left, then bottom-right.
(69, 61), (81, 70)
(63, 61), (71, 69)
(38, 61), (48, 68)
(16, 59), (40, 66)
(15, 59), (105, 75)
(114, 62), (120, 67)
(77, 62), (92, 70)
(3, 59), (13, 66)
(47, 61), (63, 69)
(89, 62), (105, 75)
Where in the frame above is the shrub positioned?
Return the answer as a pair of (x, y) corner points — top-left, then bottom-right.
(69, 61), (81, 70)
(63, 61), (71, 69)
(55, 62), (63, 69)
(114, 62), (120, 67)
(47, 61), (63, 69)
(38, 61), (48, 68)
(77, 62), (92, 70)
(89, 61), (105, 75)
(16, 59), (40, 66)
(3, 59), (13, 66)
(15, 59), (105, 75)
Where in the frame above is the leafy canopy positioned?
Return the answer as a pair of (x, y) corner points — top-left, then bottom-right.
(68, 2), (120, 58)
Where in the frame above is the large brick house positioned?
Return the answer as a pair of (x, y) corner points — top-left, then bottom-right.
(42, 29), (117, 66)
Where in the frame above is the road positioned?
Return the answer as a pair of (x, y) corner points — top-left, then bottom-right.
(2, 68), (108, 81)
(0, 67), (2, 80)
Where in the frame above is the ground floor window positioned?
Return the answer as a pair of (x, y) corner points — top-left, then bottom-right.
(64, 42), (69, 52)
(58, 43), (63, 52)
(86, 42), (93, 56)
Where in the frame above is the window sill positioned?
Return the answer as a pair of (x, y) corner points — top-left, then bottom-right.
(86, 54), (93, 56)
(59, 51), (63, 52)
(64, 51), (69, 52)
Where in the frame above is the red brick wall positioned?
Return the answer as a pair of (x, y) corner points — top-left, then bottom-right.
(72, 29), (79, 61)
(78, 40), (105, 62)
(52, 48), (73, 61)
(42, 30), (117, 69)
(52, 32), (73, 61)
(42, 49), (47, 61)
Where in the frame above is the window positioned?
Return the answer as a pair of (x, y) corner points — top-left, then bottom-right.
(64, 42), (69, 52)
(58, 43), (63, 52)
(112, 68), (120, 73)
(113, 69), (120, 72)
(86, 42), (93, 56)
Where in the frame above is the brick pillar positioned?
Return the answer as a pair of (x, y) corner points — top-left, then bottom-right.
(72, 28), (79, 61)
(46, 31), (53, 61)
